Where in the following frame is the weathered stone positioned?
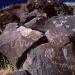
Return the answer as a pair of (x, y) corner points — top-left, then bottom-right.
(45, 26), (69, 50)
(22, 43), (72, 75)
(28, 15), (75, 34)
(0, 12), (14, 33)
(0, 12), (13, 25)
(62, 43), (75, 65)
(0, 11), (20, 34)
(11, 9), (29, 22)
(17, 26), (43, 40)
(27, 0), (48, 8)
(7, 70), (31, 75)
(24, 17), (47, 32)
(45, 15), (75, 37)
(24, 17), (40, 28)
(44, 15), (75, 50)
(0, 25), (43, 67)
(0, 23), (19, 46)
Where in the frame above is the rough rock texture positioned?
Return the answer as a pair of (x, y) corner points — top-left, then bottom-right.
(27, 0), (48, 8)
(22, 43), (73, 75)
(0, 2), (75, 75)
(0, 23), (19, 46)
(11, 9), (28, 22)
(0, 11), (20, 34)
(24, 17), (47, 32)
(7, 70), (31, 75)
(0, 25), (43, 66)
(45, 15), (75, 37)
(62, 43), (75, 64)
(45, 27), (70, 50)
(24, 15), (75, 34)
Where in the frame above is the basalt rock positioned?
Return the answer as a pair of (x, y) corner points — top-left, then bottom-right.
(45, 27), (70, 50)
(22, 43), (73, 75)
(45, 15), (75, 42)
(27, 0), (48, 8)
(44, 15), (75, 51)
(0, 11), (20, 34)
(62, 43), (75, 65)
(0, 25), (43, 67)
(24, 17), (47, 33)
(11, 9), (28, 23)
(7, 70), (31, 75)
(25, 15), (75, 34)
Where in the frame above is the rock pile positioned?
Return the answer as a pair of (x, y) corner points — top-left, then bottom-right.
(0, 0), (75, 75)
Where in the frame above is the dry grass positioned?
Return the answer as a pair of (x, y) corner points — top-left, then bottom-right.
(0, 65), (16, 75)
(0, 69), (12, 75)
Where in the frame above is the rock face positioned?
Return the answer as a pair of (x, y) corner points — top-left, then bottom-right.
(62, 43), (75, 64)
(45, 15), (75, 36)
(44, 15), (75, 45)
(27, 0), (48, 8)
(22, 43), (73, 75)
(7, 70), (31, 75)
(0, 25), (43, 67)
(11, 9), (28, 23)
(22, 15), (75, 75)
(45, 26), (69, 50)
(0, 2), (75, 75)
(24, 15), (75, 34)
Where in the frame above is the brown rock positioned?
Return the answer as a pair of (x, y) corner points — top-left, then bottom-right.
(22, 43), (72, 75)
(45, 27), (70, 50)
(11, 9), (28, 22)
(0, 25), (43, 67)
(62, 43), (75, 64)
(7, 70), (31, 75)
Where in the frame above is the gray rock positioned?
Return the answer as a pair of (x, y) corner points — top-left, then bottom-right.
(24, 17), (47, 32)
(28, 15), (75, 34)
(11, 9), (29, 22)
(62, 43), (75, 64)
(45, 26), (70, 50)
(7, 70), (31, 75)
(45, 15), (75, 36)
(22, 43), (72, 75)
(0, 25), (43, 67)
(0, 23), (19, 47)
(27, 0), (48, 8)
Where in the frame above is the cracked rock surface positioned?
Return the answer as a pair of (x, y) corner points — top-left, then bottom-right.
(0, 1), (75, 75)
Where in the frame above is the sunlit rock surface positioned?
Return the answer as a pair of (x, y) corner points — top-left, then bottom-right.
(0, 25), (43, 66)
(22, 43), (72, 75)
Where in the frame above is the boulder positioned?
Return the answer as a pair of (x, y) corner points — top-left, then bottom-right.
(22, 43), (72, 75)
(62, 43), (75, 64)
(24, 15), (75, 35)
(0, 24), (43, 67)
(45, 15), (75, 37)
(0, 11), (20, 34)
(11, 9), (28, 22)
(24, 17), (47, 33)
(45, 27), (70, 50)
